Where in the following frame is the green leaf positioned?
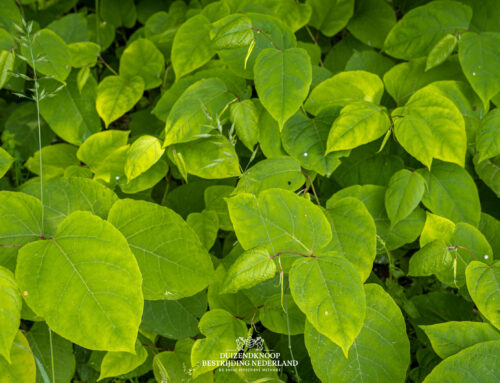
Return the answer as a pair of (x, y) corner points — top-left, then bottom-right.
(154, 347), (213, 383)
(305, 284), (410, 383)
(167, 136), (241, 179)
(191, 309), (248, 378)
(328, 185), (426, 252)
(383, 56), (465, 105)
(204, 185), (234, 231)
(96, 75), (144, 128)
(207, 264), (257, 320)
(227, 189), (331, 267)
(20, 176), (118, 236)
(421, 321), (500, 359)
(153, 66), (248, 122)
(119, 38), (165, 90)
(474, 155), (500, 198)
(258, 104), (288, 158)
(16, 211), (143, 352)
(0, 146), (14, 179)
(458, 31), (500, 105)
(68, 42), (100, 68)
(108, 199), (214, 300)
(423, 341), (500, 383)
(479, 213), (500, 259)
(345, 50), (395, 77)
(326, 101), (390, 152)
(124, 135), (164, 181)
(0, 191), (42, 271)
(25, 144), (79, 178)
(307, 0), (354, 37)
(408, 239), (453, 277)
(77, 130), (130, 182)
(290, 254), (365, 356)
(392, 86), (466, 168)
(47, 13), (88, 44)
(25, 322), (75, 383)
(163, 78), (234, 146)
(202, 1), (230, 22)
(23, 29), (71, 82)
(119, 159), (167, 193)
(426, 33), (457, 71)
(100, 0), (136, 28)
(229, 99), (259, 150)
(282, 108), (349, 176)
(0, 0), (22, 35)
(437, 223), (493, 287)
(463, 0), (500, 33)
(420, 212), (456, 247)
(383, 1), (471, 60)
(260, 294), (305, 335)
(153, 351), (193, 383)
(419, 162), (481, 226)
(306, 70), (384, 115)
(254, 47), (312, 129)
(324, 197), (376, 282)
(210, 14), (254, 50)
(333, 147), (404, 187)
(385, 169), (426, 228)
(0, 331), (36, 383)
(172, 14), (214, 79)
(270, 0), (312, 32)
(87, 14), (115, 51)
(234, 157), (305, 195)
(187, 210), (219, 250)
(0, 49), (14, 89)
(39, 71), (101, 145)
(99, 341), (148, 381)
(476, 109), (500, 163)
(217, 13), (296, 79)
(221, 246), (276, 294)
(0, 266), (21, 363)
(141, 292), (206, 340)
(347, 0), (396, 48)
(466, 261), (500, 330)
(143, 8), (184, 58)
(424, 80), (486, 151)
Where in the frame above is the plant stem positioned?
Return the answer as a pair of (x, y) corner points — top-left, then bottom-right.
(377, 235), (394, 280)
(49, 328), (55, 383)
(26, 24), (44, 235)
(98, 55), (118, 76)
(250, 27), (282, 50)
(270, 250), (310, 259)
(448, 245), (478, 261)
(284, 293), (301, 383)
(305, 25), (318, 45)
(301, 170), (320, 205)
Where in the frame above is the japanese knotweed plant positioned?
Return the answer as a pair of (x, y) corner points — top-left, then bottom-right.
(0, 0), (499, 382)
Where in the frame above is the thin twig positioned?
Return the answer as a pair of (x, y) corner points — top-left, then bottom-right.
(0, 244), (24, 248)
(25, 22), (45, 235)
(250, 27), (282, 50)
(301, 170), (320, 205)
(270, 250), (310, 259)
(98, 55), (118, 76)
(448, 245), (478, 261)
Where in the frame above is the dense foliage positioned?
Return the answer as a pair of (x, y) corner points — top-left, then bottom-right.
(0, 0), (499, 382)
